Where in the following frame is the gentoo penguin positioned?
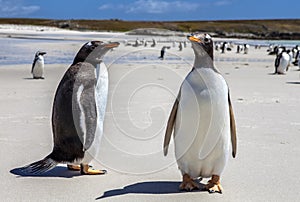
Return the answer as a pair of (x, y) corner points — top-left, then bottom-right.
(292, 50), (300, 66)
(163, 33), (237, 193)
(275, 50), (290, 74)
(31, 51), (46, 79)
(236, 44), (241, 53)
(151, 39), (156, 47)
(287, 50), (293, 66)
(21, 41), (119, 175)
(243, 44), (249, 54)
(178, 42), (183, 51)
(220, 42), (228, 53)
(159, 46), (170, 60)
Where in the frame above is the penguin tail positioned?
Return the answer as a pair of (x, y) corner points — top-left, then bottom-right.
(20, 157), (58, 175)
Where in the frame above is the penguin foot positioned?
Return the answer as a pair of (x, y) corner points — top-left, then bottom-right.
(67, 164), (81, 171)
(33, 77), (45, 79)
(80, 164), (107, 175)
(204, 175), (223, 194)
(179, 174), (199, 191)
(67, 164), (92, 171)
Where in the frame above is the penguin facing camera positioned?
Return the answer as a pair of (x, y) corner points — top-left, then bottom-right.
(275, 50), (290, 74)
(163, 33), (237, 193)
(31, 51), (46, 79)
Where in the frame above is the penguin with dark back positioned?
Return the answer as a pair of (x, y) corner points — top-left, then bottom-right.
(20, 41), (119, 175)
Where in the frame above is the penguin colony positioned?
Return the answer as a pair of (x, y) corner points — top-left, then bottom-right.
(268, 44), (300, 74)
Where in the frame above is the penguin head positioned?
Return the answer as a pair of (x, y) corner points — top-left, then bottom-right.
(35, 51), (46, 58)
(187, 33), (213, 59)
(72, 41), (120, 66)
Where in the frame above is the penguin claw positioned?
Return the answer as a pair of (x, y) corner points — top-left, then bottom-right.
(80, 164), (107, 175)
(67, 164), (92, 171)
(204, 175), (223, 194)
(81, 168), (107, 175)
(67, 164), (81, 171)
(205, 184), (223, 194)
(179, 174), (199, 191)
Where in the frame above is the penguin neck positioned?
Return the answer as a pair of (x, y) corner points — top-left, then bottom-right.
(193, 52), (215, 70)
(95, 61), (108, 81)
(96, 61), (103, 79)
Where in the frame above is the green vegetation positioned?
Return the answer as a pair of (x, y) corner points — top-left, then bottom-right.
(0, 18), (300, 39)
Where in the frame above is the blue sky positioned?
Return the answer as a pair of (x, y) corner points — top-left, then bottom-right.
(0, 0), (299, 21)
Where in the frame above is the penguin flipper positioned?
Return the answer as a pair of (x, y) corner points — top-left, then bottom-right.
(163, 91), (180, 156)
(31, 57), (38, 73)
(228, 92), (237, 158)
(20, 157), (57, 175)
(73, 85), (97, 151)
(274, 54), (281, 71)
(72, 63), (97, 151)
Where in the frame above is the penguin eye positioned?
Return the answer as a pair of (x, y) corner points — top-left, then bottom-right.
(204, 38), (210, 43)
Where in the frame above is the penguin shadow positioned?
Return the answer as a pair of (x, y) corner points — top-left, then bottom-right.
(10, 166), (81, 178)
(286, 81), (300, 85)
(268, 72), (286, 75)
(96, 180), (206, 200)
(23, 77), (44, 80)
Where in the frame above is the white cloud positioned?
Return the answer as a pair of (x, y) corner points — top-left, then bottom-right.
(99, 0), (200, 14)
(213, 0), (232, 6)
(0, 0), (40, 17)
(99, 4), (113, 10)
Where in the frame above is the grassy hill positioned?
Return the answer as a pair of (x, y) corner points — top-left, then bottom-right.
(0, 18), (300, 40)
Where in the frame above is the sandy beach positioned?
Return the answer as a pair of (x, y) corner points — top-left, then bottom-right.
(1, 25), (300, 201)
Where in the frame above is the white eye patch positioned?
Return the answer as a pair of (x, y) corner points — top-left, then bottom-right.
(204, 34), (212, 40)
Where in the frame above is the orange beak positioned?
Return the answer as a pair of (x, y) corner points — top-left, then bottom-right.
(104, 42), (120, 48)
(188, 36), (201, 43)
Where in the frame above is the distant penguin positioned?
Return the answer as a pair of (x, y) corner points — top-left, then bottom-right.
(20, 41), (119, 175)
(287, 50), (293, 66)
(292, 50), (299, 66)
(243, 44), (249, 54)
(236, 44), (243, 53)
(178, 42), (183, 51)
(163, 33), (237, 193)
(215, 42), (221, 51)
(269, 45), (280, 55)
(277, 46), (286, 56)
(31, 51), (46, 79)
(275, 51), (290, 74)
(133, 39), (141, 47)
(151, 39), (156, 47)
(159, 46), (170, 60)
(183, 41), (187, 48)
(221, 42), (228, 53)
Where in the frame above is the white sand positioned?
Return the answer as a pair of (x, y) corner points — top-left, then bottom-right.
(0, 26), (300, 201)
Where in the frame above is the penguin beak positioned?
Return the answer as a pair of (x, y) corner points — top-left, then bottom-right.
(40, 52), (47, 55)
(188, 35), (201, 43)
(104, 42), (120, 49)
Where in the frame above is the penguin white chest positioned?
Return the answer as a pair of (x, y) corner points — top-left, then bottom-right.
(95, 62), (109, 123)
(174, 68), (230, 178)
(277, 53), (290, 73)
(32, 56), (44, 77)
(82, 63), (108, 163)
